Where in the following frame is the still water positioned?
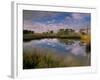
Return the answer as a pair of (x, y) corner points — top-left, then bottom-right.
(23, 38), (90, 66)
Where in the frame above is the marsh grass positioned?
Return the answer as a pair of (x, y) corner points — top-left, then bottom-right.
(23, 48), (88, 69)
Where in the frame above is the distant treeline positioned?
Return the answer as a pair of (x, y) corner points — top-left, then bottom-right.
(23, 29), (76, 35)
(23, 28), (90, 41)
(23, 30), (34, 34)
(23, 28), (89, 35)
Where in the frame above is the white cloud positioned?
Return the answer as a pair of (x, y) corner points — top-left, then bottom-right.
(72, 13), (83, 20)
(65, 16), (71, 20)
(23, 20), (70, 33)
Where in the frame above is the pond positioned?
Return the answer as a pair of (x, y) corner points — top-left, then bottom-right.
(23, 38), (90, 68)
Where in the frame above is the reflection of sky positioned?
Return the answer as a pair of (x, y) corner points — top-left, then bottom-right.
(24, 39), (86, 56)
(70, 41), (86, 56)
(23, 10), (91, 33)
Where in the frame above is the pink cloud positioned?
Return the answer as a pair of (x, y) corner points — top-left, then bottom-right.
(72, 13), (83, 20)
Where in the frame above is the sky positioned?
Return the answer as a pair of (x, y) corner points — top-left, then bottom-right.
(23, 10), (91, 33)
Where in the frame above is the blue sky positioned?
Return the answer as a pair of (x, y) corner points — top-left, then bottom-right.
(23, 10), (91, 33)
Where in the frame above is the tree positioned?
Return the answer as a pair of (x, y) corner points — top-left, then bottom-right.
(57, 29), (65, 35)
(23, 30), (35, 34)
(49, 30), (54, 34)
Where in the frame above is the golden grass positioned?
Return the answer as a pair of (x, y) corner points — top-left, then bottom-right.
(23, 49), (88, 69)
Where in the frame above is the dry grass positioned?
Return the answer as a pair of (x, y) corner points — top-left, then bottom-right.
(23, 49), (88, 69)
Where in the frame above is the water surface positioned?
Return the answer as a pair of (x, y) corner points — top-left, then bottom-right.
(23, 38), (90, 66)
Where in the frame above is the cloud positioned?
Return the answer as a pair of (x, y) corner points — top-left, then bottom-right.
(23, 10), (60, 21)
(24, 19), (69, 33)
(71, 13), (83, 20)
(71, 13), (90, 20)
(46, 19), (56, 24)
(23, 10), (91, 32)
(63, 13), (91, 29)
